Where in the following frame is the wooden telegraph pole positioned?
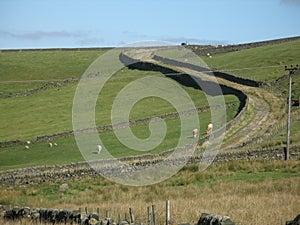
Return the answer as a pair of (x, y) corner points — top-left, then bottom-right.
(284, 64), (299, 160)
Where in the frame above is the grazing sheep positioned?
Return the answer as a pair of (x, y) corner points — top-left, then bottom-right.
(26, 141), (31, 145)
(192, 128), (198, 138)
(48, 143), (53, 148)
(54, 143), (58, 146)
(25, 145), (30, 150)
(96, 145), (102, 154)
(206, 123), (213, 134)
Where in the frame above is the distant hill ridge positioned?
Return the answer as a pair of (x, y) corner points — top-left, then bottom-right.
(187, 36), (300, 55)
(0, 36), (299, 52)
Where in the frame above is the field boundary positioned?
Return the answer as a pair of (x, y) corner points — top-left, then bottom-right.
(0, 145), (299, 188)
(186, 36), (300, 56)
(152, 55), (261, 87)
(0, 102), (238, 148)
(0, 78), (78, 98)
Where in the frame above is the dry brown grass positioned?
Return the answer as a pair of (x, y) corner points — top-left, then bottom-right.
(1, 160), (299, 225)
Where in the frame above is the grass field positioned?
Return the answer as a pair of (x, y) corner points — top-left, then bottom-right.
(203, 39), (300, 99)
(0, 160), (299, 225)
(0, 103), (238, 170)
(0, 49), (109, 81)
(0, 48), (240, 170)
(0, 54), (238, 141)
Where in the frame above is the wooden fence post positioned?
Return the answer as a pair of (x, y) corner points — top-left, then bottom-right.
(130, 208), (135, 224)
(118, 214), (121, 224)
(147, 206), (151, 225)
(97, 208), (101, 219)
(152, 205), (157, 225)
(166, 200), (170, 225)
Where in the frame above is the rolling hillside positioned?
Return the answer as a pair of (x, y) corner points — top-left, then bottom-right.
(0, 37), (299, 170)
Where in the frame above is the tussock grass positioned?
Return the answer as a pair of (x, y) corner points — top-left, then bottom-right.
(1, 160), (299, 225)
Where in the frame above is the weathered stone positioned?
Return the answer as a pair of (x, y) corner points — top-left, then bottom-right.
(119, 221), (129, 225)
(197, 213), (235, 225)
(286, 214), (300, 225)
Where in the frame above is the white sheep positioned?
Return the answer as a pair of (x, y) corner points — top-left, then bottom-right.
(206, 123), (213, 134)
(48, 142), (53, 148)
(25, 145), (30, 150)
(96, 144), (102, 154)
(26, 141), (31, 145)
(192, 128), (198, 138)
(54, 143), (58, 147)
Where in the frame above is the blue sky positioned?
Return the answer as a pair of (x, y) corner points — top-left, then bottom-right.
(0, 0), (300, 49)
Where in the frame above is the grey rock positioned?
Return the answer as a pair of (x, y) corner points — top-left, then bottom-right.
(197, 213), (235, 225)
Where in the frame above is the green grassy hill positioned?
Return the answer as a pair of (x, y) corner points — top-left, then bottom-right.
(203, 39), (300, 99)
(0, 38), (299, 170)
(0, 48), (240, 170)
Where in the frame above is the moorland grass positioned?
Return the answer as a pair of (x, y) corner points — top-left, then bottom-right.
(0, 160), (299, 225)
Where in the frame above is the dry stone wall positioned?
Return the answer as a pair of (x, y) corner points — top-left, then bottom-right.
(186, 36), (300, 56)
(0, 102), (237, 148)
(0, 146), (299, 188)
(152, 55), (261, 87)
(0, 78), (77, 99)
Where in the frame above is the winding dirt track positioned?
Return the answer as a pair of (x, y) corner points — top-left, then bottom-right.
(124, 47), (287, 152)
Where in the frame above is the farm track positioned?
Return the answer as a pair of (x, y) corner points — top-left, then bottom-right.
(124, 48), (287, 152)
(218, 79), (289, 150)
(189, 74), (285, 151)
(222, 95), (269, 150)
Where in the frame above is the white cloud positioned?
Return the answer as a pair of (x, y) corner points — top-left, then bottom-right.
(162, 37), (229, 46)
(0, 30), (84, 40)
